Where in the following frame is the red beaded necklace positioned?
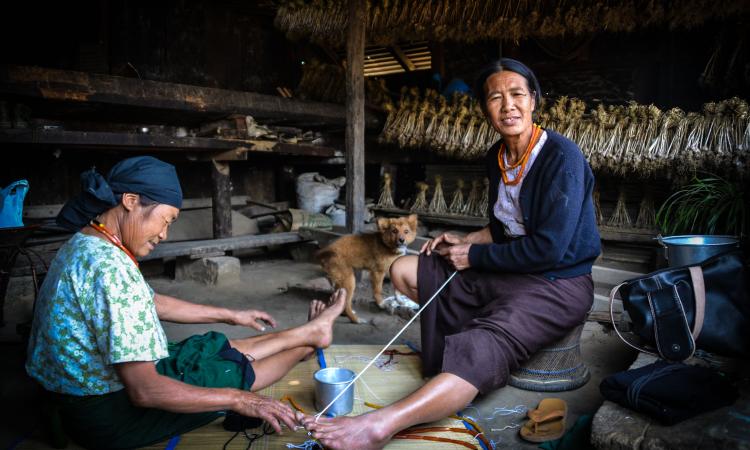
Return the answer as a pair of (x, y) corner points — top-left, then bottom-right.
(497, 124), (542, 186)
(89, 219), (139, 267)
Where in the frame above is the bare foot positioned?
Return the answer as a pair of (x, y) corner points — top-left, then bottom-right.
(308, 299), (326, 322)
(304, 288), (346, 349)
(300, 299), (327, 361)
(298, 411), (392, 450)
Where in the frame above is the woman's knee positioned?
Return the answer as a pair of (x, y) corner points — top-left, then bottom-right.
(390, 255), (418, 293)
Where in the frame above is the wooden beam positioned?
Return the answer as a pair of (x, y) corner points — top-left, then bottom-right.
(0, 129), (341, 158)
(140, 232), (304, 261)
(210, 160), (232, 239)
(22, 196), (250, 219)
(391, 45), (416, 72)
(345, 0), (366, 234)
(0, 65), (380, 129)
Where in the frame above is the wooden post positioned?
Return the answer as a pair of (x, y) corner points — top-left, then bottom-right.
(345, 0), (366, 233)
(211, 159), (232, 239)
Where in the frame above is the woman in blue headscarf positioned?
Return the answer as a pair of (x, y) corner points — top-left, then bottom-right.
(26, 156), (346, 449)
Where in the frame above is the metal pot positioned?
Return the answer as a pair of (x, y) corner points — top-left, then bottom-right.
(314, 367), (355, 417)
(657, 235), (740, 267)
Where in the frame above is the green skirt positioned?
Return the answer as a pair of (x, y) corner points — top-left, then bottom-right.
(52, 331), (255, 449)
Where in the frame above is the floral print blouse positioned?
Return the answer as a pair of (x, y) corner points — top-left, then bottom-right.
(26, 233), (168, 396)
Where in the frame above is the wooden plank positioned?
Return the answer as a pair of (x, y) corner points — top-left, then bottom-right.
(0, 129), (340, 157)
(210, 160), (232, 239)
(345, 0), (366, 234)
(0, 65), (380, 129)
(22, 196), (250, 219)
(372, 206), (488, 228)
(140, 232), (304, 261)
(598, 225), (660, 244)
(391, 45), (416, 71)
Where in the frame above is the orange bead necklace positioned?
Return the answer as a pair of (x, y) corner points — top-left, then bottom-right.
(89, 219), (139, 267)
(497, 124), (542, 186)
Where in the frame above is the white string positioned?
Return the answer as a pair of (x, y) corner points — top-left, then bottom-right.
(485, 405), (527, 420)
(314, 270), (459, 420)
(490, 424), (520, 431)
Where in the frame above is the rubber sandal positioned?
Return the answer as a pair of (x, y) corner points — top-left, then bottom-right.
(519, 398), (567, 443)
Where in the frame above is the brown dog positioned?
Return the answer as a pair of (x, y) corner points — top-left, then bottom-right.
(316, 214), (418, 323)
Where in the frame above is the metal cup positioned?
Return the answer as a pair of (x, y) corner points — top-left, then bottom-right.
(313, 367), (355, 417)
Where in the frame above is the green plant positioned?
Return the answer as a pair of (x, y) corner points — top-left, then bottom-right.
(656, 174), (746, 238)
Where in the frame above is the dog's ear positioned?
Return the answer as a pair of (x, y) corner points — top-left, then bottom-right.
(377, 217), (390, 232)
(407, 214), (418, 230)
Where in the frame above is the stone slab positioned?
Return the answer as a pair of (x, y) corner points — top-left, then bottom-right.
(175, 256), (240, 285)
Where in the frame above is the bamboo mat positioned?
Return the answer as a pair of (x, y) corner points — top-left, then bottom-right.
(16, 346), (486, 450)
(144, 344), (482, 450)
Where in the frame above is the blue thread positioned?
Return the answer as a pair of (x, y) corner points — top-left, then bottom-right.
(164, 435), (181, 450)
(316, 348), (327, 369)
(404, 340), (421, 353)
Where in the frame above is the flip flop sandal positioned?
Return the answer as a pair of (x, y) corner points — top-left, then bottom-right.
(519, 398), (568, 443)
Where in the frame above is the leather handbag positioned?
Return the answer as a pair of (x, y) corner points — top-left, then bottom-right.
(609, 250), (749, 362)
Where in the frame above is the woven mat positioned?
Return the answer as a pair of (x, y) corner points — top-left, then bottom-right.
(143, 344), (483, 450)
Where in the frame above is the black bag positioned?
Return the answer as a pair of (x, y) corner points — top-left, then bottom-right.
(609, 250), (750, 361)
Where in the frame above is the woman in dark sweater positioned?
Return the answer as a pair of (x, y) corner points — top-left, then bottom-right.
(300, 58), (600, 449)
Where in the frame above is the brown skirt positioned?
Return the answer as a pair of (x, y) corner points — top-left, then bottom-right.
(417, 253), (593, 394)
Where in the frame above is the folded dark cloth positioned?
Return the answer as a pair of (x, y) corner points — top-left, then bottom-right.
(600, 360), (738, 425)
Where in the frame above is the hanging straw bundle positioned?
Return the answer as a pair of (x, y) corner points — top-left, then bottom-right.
(372, 82), (749, 179)
(607, 186), (632, 227)
(449, 178), (465, 215)
(410, 182), (430, 213)
(463, 179), (481, 216)
(275, 0), (745, 45)
(593, 185), (604, 225)
(635, 189), (656, 230)
(476, 178), (489, 217)
(377, 172), (396, 209)
(428, 175), (448, 214)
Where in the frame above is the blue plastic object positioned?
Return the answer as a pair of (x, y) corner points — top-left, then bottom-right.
(0, 179), (28, 229)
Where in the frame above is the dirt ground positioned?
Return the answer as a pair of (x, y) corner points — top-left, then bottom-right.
(151, 253), (423, 346)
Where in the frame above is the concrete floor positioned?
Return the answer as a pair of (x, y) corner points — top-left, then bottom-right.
(1, 253), (638, 449)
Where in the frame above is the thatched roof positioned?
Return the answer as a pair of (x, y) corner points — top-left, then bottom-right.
(275, 0), (748, 45)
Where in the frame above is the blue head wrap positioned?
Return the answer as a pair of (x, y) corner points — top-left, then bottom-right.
(57, 156), (183, 231)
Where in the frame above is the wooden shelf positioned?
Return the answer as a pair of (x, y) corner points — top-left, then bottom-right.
(140, 232), (304, 261)
(372, 207), (488, 228)
(0, 65), (381, 129)
(598, 225), (660, 244)
(0, 129), (342, 160)
(372, 210), (661, 242)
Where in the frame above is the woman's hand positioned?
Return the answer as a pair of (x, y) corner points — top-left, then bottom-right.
(235, 392), (299, 434)
(435, 243), (472, 270)
(420, 233), (468, 255)
(229, 309), (277, 331)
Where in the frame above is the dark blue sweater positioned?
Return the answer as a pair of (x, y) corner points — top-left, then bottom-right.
(468, 130), (601, 279)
